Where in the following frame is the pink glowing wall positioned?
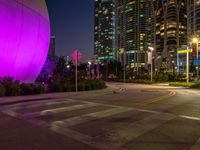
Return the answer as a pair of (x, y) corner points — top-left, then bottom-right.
(0, 0), (50, 83)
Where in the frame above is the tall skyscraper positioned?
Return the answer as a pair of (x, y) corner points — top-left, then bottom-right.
(94, 0), (116, 63)
(152, 0), (187, 71)
(48, 36), (56, 59)
(116, 0), (152, 69)
(188, 0), (200, 36)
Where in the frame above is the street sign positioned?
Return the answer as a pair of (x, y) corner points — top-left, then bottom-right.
(177, 48), (192, 54)
(72, 50), (82, 61)
(72, 50), (82, 92)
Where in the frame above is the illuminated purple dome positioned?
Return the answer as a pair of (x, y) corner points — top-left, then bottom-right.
(0, 0), (50, 83)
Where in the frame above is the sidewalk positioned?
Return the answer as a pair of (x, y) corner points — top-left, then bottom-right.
(0, 92), (80, 105)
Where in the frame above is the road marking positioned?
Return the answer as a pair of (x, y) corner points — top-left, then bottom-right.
(41, 102), (99, 115)
(52, 112), (175, 150)
(53, 107), (132, 128)
(11, 102), (100, 119)
(2, 109), (21, 118)
(51, 124), (93, 145)
(3, 95), (200, 150)
(92, 113), (176, 150)
(190, 138), (200, 150)
(137, 90), (176, 106)
(179, 115), (200, 121)
(1, 98), (75, 110)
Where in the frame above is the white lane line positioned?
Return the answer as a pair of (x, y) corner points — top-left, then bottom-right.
(1, 99), (76, 110)
(20, 103), (100, 119)
(93, 113), (176, 150)
(1, 110), (21, 118)
(179, 115), (200, 121)
(41, 103), (99, 115)
(51, 124), (93, 145)
(53, 107), (132, 128)
(190, 138), (200, 150)
(86, 107), (132, 118)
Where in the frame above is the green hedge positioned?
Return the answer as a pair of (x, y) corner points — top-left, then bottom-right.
(169, 82), (200, 88)
(126, 79), (154, 84)
(0, 76), (107, 97)
(47, 80), (106, 93)
(0, 76), (20, 96)
(20, 83), (46, 95)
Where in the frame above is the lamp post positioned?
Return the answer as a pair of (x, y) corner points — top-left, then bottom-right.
(119, 48), (126, 82)
(88, 61), (92, 79)
(94, 55), (100, 80)
(148, 46), (154, 82)
(192, 38), (199, 78)
(186, 46), (190, 83)
(172, 60), (175, 75)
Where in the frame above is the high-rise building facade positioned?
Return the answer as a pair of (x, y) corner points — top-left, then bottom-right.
(187, 0), (200, 37)
(152, 0), (187, 71)
(94, 0), (116, 63)
(48, 36), (56, 59)
(116, 0), (152, 69)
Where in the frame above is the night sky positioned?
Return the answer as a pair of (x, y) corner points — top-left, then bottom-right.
(46, 0), (94, 62)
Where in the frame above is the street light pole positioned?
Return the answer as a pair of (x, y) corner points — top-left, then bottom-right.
(186, 46), (189, 83)
(197, 41), (199, 78)
(124, 51), (126, 82)
(120, 48), (126, 82)
(192, 37), (199, 78)
(148, 46), (154, 82)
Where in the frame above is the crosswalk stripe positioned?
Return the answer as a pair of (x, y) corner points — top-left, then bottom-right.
(92, 113), (176, 149)
(51, 124), (93, 145)
(19, 102), (99, 119)
(53, 107), (132, 128)
(1, 98), (75, 110)
(190, 138), (200, 150)
(41, 103), (99, 115)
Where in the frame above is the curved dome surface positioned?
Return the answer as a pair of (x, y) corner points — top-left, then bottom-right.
(0, 0), (50, 83)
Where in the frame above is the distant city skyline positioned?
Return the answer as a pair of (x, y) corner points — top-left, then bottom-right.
(46, 0), (94, 62)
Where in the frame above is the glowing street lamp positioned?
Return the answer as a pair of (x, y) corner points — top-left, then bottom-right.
(66, 65), (70, 69)
(88, 61), (92, 65)
(148, 46), (154, 82)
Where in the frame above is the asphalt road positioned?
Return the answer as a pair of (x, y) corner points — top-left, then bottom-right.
(0, 82), (200, 150)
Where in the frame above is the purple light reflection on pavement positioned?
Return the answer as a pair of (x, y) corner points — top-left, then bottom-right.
(0, 0), (50, 83)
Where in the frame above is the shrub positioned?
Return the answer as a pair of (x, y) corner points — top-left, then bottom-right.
(20, 83), (46, 95)
(20, 84), (33, 95)
(78, 83), (85, 91)
(0, 84), (5, 97)
(48, 81), (64, 92)
(84, 82), (91, 91)
(33, 84), (46, 94)
(0, 76), (20, 96)
(63, 84), (72, 92)
(169, 82), (200, 88)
